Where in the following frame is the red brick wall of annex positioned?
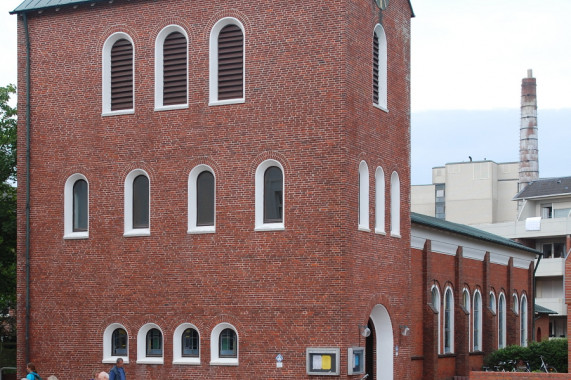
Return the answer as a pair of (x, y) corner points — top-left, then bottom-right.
(15, 0), (413, 379)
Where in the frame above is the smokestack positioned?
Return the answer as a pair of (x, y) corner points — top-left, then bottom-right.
(519, 69), (539, 192)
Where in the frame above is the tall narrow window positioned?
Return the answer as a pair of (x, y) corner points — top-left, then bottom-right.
(390, 171), (400, 236)
(431, 285), (441, 354)
(111, 39), (134, 111)
(255, 160), (285, 230)
(373, 24), (387, 110)
(124, 169), (150, 236)
(375, 167), (385, 234)
(473, 291), (482, 351)
(73, 179), (88, 232)
(209, 18), (245, 105)
(155, 26), (188, 109)
(112, 328), (128, 356)
(444, 288), (454, 353)
(498, 293), (506, 348)
(146, 329), (163, 357)
(133, 175), (149, 229)
(520, 295), (528, 346)
(512, 293), (519, 314)
(264, 166), (283, 223)
(182, 328), (199, 357)
(64, 174), (89, 239)
(196, 171), (215, 226)
(489, 291), (497, 314)
(219, 328), (237, 358)
(358, 161), (369, 231)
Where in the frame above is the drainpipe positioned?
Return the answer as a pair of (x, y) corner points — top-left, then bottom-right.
(22, 11), (31, 365)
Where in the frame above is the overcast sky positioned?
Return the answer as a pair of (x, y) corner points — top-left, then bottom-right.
(1, 0), (569, 182)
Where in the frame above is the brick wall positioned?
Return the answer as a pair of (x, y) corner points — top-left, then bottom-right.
(16, 0), (413, 379)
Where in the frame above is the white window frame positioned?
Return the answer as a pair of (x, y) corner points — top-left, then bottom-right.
(443, 286), (454, 354)
(102, 32), (135, 116)
(255, 159), (284, 231)
(373, 24), (388, 111)
(430, 285), (441, 354)
(358, 161), (370, 231)
(462, 288), (471, 350)
(390, 171), (400, 237)
(520, 295), (528, 347)
(155, 25), (189, 111)
(102, 323), (130, 364)
(375, 167), (385, 234)
(489, 290), (497, 315)
(64, 173), (89, 239)
(498, 292), (506, 349)
(188, 165), (216, 234)
(124, 169), (150, 237)
(512, 292), (519, 315)
(137, 323), (164, 364)
(209, 17), (245, 106)
(473, 290), (482, 351)
(210, 323), (239, 366)
(173, 323), (201, 365)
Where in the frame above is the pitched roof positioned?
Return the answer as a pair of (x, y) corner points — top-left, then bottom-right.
(514, 176), (571, 200)
(411, 212), (540, 255)
(11, 0), (110, 13)
(535, 303), (557, 315)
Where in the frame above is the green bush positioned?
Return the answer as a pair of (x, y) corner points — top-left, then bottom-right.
(484, 339), (567, 372)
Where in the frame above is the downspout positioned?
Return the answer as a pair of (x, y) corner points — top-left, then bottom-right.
(532, 253), (542, 342)
(23, 11), (31, 365)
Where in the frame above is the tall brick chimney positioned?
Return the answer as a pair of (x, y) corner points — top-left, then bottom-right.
(519, 69), (539, 192)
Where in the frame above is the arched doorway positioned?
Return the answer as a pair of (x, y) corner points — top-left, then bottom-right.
(365, 304), (394, 379)
(537, 327), (542, 341)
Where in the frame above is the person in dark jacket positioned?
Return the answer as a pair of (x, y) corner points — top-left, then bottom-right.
(109, 358), (126, 380)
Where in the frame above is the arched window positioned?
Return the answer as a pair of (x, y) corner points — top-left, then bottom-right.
(498, 293), (506, 348)
(64, 174), (89, 239)
(188, 165), (216, 233)
(155, 25), (188, 109)
(375, 167), (385, 234)
(473, 291), (482, 351)
(146, 328), (163, 357)
(210, 323), (239, 365)
(209, 18), (245, 105)
(255, 160), (284, 230)
(512, 292), (519, 315)
(358, 161), (369, 231)
(444, 287), (454, 353)
(489, 291), (497, 314)
(124, 169), (150, 236)
(390, 171), (400, 236)
(520, 295), (528, 346)
(137, 323), (163, 364)
(373, 24), (388, 110)
(102, 323), (129, 364)
(173, 323), (200, 365)
(462, 288), (471, 313)
(431, 285), (441, 353)
(102, 32), (135, 115)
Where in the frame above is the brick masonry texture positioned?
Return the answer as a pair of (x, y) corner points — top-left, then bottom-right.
(16, 0), (413, 379)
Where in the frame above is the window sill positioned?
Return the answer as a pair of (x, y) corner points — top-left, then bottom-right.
(124, 229), (150, 237)
(137, 357), (164, 365)
(209, 98), (245, 107)
(358, 226), (371, 232)
(210, 358), (239, 366)
(188, 226), (216, 234)
(374, 229), (386, 235)
(173, 358), (201, 365)
(102, 357), (129, 364)
(390, 232), (401, 238)
(102, 109), (135, 117)
(63, 232), (89, 240)
(155, 104), (189, 112)
(373, 103), (389, 112)
(255, 223), (284, 232)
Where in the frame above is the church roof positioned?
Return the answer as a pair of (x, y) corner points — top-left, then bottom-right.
(11, 0), (108, 13)
(411, 212), (540, 255)
(514, 176), (571, 200)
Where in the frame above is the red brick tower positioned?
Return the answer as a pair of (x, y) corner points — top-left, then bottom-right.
(14, 0), (413, 378)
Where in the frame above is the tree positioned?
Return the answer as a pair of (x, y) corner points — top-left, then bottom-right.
(0, 84), (17, 343)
